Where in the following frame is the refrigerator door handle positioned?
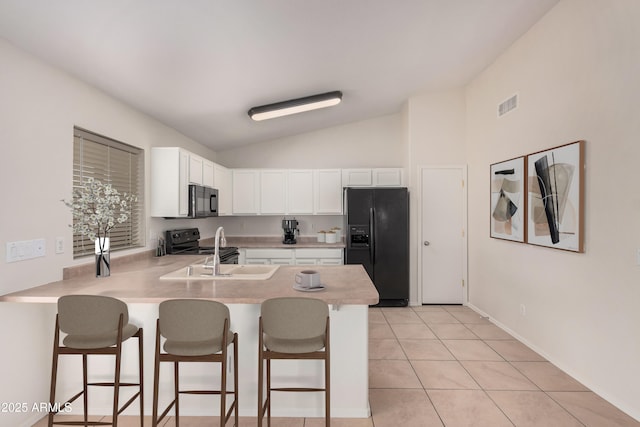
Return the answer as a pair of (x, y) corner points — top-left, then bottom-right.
(369, 207), (375, 264)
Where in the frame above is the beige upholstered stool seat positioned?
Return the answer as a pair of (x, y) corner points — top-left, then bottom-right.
(63, 323), (139, 349)
(258, 297), (331, 427)
(263, 334), (325, 353)
(152, 299), (238, 427)
(48, 294), (144, 427)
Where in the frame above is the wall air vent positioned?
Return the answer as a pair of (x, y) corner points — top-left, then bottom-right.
(498, 94), (518, 117)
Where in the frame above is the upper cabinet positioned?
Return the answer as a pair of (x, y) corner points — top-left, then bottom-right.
(260, 169), (288, 215)
(288, 170), (314, 215)
(202, 159), (215, 188)
(232, 169), (260, 215)
(188, 154), (215, 188)
(151, 147), (227, 217)
(232, 168), (343, 215)
(342, 169), (372, 187)
(373, 168), (403, 186)
(151, 147), (190, 217)
(314, 169), (343, 214)
(188, 155), (203, 185)
(343, 167), (404, 187)
(213, 163), (232, 216)
(151, 147), (402, 218)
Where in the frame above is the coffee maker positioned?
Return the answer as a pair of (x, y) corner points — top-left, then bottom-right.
(282, 218), (299, 244)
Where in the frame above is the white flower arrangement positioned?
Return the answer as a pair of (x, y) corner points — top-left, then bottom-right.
(62, 177), (137, 254)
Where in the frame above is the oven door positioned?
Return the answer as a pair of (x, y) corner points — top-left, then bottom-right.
(189, 185), (219, 218)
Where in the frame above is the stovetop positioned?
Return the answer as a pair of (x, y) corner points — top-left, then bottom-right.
(165, 228), (238, 261)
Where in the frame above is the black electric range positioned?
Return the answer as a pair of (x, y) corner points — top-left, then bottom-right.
(165, 228), (239, 263)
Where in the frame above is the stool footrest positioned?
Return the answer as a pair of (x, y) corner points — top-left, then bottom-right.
(272, 387), (325, 392)
(180, 389), (236, 395)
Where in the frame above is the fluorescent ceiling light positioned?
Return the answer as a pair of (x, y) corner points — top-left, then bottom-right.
(248, 91), (342, 121)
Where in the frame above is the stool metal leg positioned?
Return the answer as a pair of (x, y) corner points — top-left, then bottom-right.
(137, 329), (144, 427)
(234, 334), (239, 427)
(48, 316), (60, 427)
(83, 354), (89, 427)
(174, 362), (180, 427)
(220, 345), (226, 427)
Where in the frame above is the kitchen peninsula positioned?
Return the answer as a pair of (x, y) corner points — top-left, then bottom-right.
(0, 255), (378, 419)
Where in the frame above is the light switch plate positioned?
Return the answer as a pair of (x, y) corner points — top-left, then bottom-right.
(5, 239), (46, 262)
(56, 237), (64, 254)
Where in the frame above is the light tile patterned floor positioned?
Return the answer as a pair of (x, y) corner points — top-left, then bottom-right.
(34, 305), (639, 426)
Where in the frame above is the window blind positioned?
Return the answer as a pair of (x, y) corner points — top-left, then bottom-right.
(72, 127), (144, 257)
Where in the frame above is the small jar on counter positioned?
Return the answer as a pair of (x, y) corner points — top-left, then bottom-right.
(325, 231), (337, 244)
(317, 231), (326, 243)
(331, 227), (342, 241)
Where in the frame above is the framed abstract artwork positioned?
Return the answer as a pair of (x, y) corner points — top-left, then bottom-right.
(490, 156), (526, 242)
(526, 140), (585, 252)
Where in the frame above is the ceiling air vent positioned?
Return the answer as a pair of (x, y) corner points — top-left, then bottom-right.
(498, 94), (518, 117)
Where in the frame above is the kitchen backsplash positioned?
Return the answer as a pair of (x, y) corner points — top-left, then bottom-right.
(213, 215), (344, 237)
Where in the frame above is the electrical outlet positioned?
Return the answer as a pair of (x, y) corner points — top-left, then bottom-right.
(519, 304), (526, 316)
(34, 239), (45, 257)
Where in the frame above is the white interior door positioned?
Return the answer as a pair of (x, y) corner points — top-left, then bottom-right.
(420, 166), (467, 304)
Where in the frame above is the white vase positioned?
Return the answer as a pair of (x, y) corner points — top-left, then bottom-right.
(95, 237), (111, 277)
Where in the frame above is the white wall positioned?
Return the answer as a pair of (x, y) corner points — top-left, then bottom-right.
(217, 113), (404, 169)
(465, 0), (640, 419)
(0, 39), (218, 426)
(405, 89), (468, 304)
(0, 39), (219, 295)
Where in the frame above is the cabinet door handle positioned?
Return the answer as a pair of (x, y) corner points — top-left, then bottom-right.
(424, 241), (430, 246)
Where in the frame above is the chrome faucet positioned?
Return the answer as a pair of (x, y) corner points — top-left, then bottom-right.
(204, 226), (226, 276)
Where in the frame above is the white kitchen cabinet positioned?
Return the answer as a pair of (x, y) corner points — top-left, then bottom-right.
(243, 249), (295, 265)
(241, 248), (342, 265)
(202, 159), (215, 188)
(342, 169), (372, 187)
(373, 168), (403, 186)
(189, 155), (216, 188)
(232, 169), (260, 214)
(342, 168), (404, 187)
(244, 258), (270, 265)
(314, 169), (343, 214)
(213, 163), (232, 215)
(294, 248), (343, 265)
(188, 155), (204, 185)
(151, 147), (190, 217)
(288, 169), (314, 214)
(260, 169), (287, 215)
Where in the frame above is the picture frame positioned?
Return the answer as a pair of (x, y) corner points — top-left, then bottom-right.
(526, 140), (585, 252)
(490, 156), (526, 242)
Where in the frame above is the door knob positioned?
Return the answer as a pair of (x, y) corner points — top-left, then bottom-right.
(424, 241), (430, 246)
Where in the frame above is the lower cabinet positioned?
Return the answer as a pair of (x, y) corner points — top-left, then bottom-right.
(240, 248), (343, 265)
(294, 248), (343, 265)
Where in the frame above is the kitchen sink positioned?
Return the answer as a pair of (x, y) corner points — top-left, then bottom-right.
(160, 263), (280, 281)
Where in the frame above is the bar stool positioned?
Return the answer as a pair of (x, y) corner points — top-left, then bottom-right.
(48, 295), (143, 427)
(258, 297), (330, 427)
(152, 299), (238, 427)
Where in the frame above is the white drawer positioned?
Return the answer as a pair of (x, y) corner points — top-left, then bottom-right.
(294, 248), (343, 259)
(244, 248), (294, 259)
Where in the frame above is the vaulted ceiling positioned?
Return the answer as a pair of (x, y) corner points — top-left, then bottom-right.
(0, 0), (559, 151)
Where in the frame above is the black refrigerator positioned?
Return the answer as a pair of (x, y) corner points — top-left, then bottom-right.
(344, 187), (409, 306)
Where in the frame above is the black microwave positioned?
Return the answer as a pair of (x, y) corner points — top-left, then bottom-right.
(188, 185), (218, 218)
